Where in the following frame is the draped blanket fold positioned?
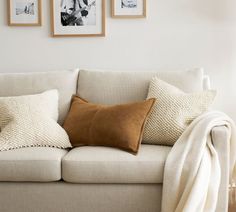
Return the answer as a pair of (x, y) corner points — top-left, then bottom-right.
(161, 111), (236, 212)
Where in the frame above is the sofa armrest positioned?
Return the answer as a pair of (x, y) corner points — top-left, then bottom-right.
(211, 125), (230, 212)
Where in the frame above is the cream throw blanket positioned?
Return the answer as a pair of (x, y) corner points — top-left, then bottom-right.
(162, 111), (236, 212)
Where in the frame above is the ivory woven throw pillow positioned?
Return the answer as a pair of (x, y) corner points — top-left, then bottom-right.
(142, 77), (216, 146)
(0, 90), (71, 151)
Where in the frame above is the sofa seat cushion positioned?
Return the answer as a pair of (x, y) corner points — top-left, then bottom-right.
(62, 145), (171, 183)
(0, 147), (68, 182)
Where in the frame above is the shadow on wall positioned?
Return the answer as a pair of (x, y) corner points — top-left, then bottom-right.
(179, 0), (236, 23)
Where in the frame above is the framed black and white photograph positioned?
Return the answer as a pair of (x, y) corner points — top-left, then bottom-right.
(111, 0), (146, 18)
(51, 0), (105, 37)
(8, 0), (42, 26)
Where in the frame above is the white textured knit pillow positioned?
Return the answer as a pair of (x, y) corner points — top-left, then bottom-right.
(0, 90), (71, 151)
(142, 77), (216, 146)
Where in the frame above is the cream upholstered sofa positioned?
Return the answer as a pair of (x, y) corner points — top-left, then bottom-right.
(0, 69), (229, 212)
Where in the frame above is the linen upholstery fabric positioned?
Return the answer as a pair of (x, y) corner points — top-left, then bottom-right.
(203, 75), (211, 90)
(0, 69), (78, 124)
(0, 147), (68, 182)
(77, 68), (204, 105)
(0, 90), (71, 151)
(0, 183), (162, 212)
(63, 96), (155, 153)
(143, 77), (216, 145)
(62, 145), (171, 183)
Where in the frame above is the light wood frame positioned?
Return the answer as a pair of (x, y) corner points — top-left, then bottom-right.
(8, 0), (42, 26)
(111, 0), (146, 18)
(51, 0), (105, 37)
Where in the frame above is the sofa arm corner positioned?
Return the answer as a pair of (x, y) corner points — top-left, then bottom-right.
(211, 126), (230, 143)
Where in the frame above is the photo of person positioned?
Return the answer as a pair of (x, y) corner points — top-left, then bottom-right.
(121, 0), (137, 8)
(60, 0), (96, 26)
(8, 0), (41, 26)
(16, 2), (35, 16)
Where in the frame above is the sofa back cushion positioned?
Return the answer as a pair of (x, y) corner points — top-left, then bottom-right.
(0, 69), (79, 124)
(77, 69), (204, 105)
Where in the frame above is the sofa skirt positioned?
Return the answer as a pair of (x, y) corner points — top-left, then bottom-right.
(0, 182), (162, 212)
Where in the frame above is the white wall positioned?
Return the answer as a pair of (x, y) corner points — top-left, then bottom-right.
(1, 0), (236, 120)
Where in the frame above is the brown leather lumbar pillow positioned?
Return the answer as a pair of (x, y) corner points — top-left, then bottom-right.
(63, 96), (155, 154)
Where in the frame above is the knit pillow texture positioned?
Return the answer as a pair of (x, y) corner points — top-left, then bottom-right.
(142, 77), (216, 146)
(0, 90), (71, 151)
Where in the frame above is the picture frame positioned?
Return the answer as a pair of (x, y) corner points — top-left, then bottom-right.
(8, 0), (42, 26)
(111, 0), (146, 18)
(51, 0), (105, 37)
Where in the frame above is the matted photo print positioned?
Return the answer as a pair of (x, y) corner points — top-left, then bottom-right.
(112, 0), (146, 18)
(51, 0), (105, 37)
(8, 0), (42, 26)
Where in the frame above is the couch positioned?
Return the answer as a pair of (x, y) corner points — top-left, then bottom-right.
(0, 69), (229, 212)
